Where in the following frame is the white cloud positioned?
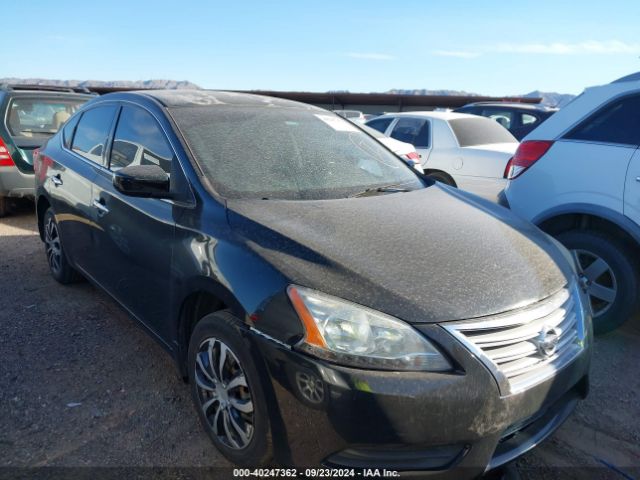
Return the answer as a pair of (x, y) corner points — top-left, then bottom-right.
(432, 50), (480, 59)
(495, 40), (640, 55)
(431, 40), (640, 59)
(345, 52), (395, 60)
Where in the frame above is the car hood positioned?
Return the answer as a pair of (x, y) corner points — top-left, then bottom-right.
(226, 184), (573, 324)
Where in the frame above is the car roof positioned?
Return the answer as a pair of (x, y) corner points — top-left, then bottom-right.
(611, 71), (640, 84)
(381, 111), (478, 121)
(461, 102), (555, 111)
(130, 89), (323, 110)
(0, 90), (94, 100)
(522, 77), (640, 141)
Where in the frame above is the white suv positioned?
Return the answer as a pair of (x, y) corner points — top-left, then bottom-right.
(504, 72), (640, 333)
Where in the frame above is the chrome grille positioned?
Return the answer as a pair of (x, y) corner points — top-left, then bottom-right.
(443, 283), (587, 395)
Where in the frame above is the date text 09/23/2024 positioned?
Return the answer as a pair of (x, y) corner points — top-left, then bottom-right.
(233, 468), (400, 478)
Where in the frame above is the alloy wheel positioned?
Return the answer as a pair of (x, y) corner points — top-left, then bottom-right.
(295, 371), (324, 404)
(195, 338), (254, 449)
(571, 249), (617, 317)
(44, 215), (62, 275)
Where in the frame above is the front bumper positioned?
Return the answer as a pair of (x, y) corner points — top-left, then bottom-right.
(251, 324), (590, 478)
(0, 166), (35, 198)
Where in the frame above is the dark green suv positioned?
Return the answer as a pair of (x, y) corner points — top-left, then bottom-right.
(0, 85), (93, 216)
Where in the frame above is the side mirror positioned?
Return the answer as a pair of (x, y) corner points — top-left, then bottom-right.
(113, 164), (171, 198)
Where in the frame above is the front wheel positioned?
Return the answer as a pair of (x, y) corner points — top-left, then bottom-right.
(43, 208), (81, 284)
(556, 229), (639, 334)
(188, 311), (272, 466)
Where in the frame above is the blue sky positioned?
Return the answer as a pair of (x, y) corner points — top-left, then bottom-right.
(4, 0), (640, 95)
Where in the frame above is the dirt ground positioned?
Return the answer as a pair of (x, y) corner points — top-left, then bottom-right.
(1, 203), (639, 479)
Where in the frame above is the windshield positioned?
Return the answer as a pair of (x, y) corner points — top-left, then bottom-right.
(449, 117), (517, 147)
(6, 97), (87, 138)
(171, 106), (423, 200)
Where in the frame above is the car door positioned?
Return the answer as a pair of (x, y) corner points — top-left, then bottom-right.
(47, 104), (118, 269)
(388, 117), (431, 165)
(560, 94), (640, 216)
(90, 104), (177, 340)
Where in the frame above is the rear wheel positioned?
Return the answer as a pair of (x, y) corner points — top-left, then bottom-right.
(556, 229), (639, 334)
(426, 171), (456, 187)
(43, 208), (81, 284)
(188, 311), (272, 466)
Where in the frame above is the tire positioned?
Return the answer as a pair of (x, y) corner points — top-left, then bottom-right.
(0, 196), (9, 217)
(426, 171), (456, 187)
(188, 310), (272, 466)
(556, 229), (639, 334)
(43, 208), (82, 284)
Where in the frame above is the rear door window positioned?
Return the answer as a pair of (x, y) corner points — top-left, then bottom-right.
(71, 105), (118, 165)
(564, 95), (640, 146)
(366, 117), (394, 134)
(109, 106), (174, 173)
(390, 118), (430, 148)
(481, 108), (514, 130)
(6, 97), (87, 138)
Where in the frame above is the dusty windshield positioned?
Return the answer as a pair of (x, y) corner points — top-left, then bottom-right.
(7, 97), (87, 138)
(171, 106), (424, 200)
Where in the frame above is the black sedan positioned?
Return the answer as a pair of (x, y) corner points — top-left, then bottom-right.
(34, 90), (591, 477)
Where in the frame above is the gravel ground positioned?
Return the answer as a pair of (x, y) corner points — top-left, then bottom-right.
(1, 204), (639, 479)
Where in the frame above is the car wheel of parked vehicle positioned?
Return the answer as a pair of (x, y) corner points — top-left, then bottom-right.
(556, 230), (638, 334)
(426, 171), (456, 187)
(43, 208), (81, 284)
(188, 311), (272, 466)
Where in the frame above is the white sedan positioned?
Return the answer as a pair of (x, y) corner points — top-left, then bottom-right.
(366, 112), (518, 201)
(359, 124), (423, 173)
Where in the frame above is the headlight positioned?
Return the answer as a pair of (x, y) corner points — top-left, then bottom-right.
(287, 285), (452, 371)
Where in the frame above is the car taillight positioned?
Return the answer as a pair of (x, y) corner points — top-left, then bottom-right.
(404, 152), (420, 161)
(33, 148), (41, 175)
(504, 140), (554, 179)
(0, 137), (14, 167)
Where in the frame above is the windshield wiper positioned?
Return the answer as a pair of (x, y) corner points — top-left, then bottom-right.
(350, 184), (411, 198)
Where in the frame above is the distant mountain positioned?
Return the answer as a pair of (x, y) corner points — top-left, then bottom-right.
(0, 78), (201, 90)
(387, 88), (482, 96)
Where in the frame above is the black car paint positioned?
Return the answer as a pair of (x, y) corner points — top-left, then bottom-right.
(35, 91), (589, 476)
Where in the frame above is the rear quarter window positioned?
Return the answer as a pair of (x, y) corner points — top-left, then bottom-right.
(62, 114), (81, 149)
(564, 95), (640, 146)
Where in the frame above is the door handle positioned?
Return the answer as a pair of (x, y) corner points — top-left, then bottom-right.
(50, 175), (63, 187)
(92, 199), (109, 215)
(636, 177), (640, 182)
